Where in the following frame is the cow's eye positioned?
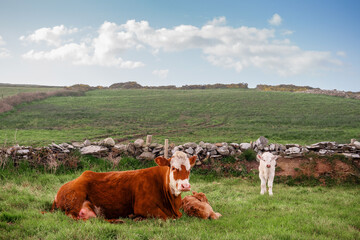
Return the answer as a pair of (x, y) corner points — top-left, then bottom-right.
(171, 167), (176, 171)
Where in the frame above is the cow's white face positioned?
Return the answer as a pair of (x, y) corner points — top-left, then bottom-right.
(155, 151), (196, 196)
(257, 152), (278, 168)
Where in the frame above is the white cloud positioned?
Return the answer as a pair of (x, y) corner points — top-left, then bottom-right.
(336, 51), (346, 57)
(23, 43), (90, 62)
(0, 35), (10, 58)
(22, 23), (144, 68)
(22, 42), (144, 68)
(0, 48), (10, 58)
(0, 35), (5, 46)
(249, 50), (342, 76)
(282, 30), (294, 35)
(152, 69), (169, 79)
(21, 17), (342, 75)
(20, 25), (78, 46)
(207, 16), (226, 26)
(268, 13), (282, 26)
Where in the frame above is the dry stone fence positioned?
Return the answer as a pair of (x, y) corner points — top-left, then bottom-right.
(2, 136), (360, 169)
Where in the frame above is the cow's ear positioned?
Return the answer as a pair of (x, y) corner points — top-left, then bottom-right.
(154, 156), (170, 167)
(189, 156), (197, 168)
(256, 154), (262, 162)
(273, 155), (279, 161)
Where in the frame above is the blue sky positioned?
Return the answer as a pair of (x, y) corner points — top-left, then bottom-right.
(0, 0), (359, 91)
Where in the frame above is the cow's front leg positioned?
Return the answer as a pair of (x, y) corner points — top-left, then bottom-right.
(134, 201), (170, 220)
(135, 207), (169, 220)
(105, 219), (125, 224)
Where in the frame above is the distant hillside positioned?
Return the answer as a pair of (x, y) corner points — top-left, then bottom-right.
(0, 90), (85, 113)
(0, 83), (85, 113)
(0, 83), (64, 88)
(0, 85), (65, 99)
(109, 81), (248, 90)
(2, 82), (358, 100)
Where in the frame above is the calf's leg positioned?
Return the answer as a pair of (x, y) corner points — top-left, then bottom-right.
(268, 173), (275, 196)
(259, 174), (267, 195)
(209, 212), (222, 220)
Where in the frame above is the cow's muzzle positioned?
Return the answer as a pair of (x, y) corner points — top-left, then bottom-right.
(266, 165), (271, 168)
(180, 183), (191, 192)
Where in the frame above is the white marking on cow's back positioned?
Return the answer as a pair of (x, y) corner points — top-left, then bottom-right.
(170, 151), (190, 171)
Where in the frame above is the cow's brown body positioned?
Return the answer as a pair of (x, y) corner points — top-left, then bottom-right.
(52, 152), (196, 221)
(53, 167), (181, 220)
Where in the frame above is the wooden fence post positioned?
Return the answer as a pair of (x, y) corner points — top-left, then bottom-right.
(164, 139), (169, 159)
(146, 135), (152, 145)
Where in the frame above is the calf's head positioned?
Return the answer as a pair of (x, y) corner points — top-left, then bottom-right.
(257, 152), (278, 168)
(192, 191), (209, 203)
(155, 151), (197, 196)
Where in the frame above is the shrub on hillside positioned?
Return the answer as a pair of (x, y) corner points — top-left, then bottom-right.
(0, 102), (13, 113)
(65, 84), (94, 91)
(109, 81), (142, 89)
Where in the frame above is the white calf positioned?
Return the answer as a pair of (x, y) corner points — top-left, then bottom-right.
(257, 152), (278, 196)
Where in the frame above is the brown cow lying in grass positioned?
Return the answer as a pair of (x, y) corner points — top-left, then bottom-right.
(51, 151), (196, 221)
(181, 191), (222, 220)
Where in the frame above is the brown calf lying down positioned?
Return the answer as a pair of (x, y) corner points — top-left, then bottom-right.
(181, 191), (222, 220)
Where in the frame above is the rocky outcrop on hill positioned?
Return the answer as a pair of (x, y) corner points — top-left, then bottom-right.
(301, 89), (360, 100)
(255, 84), (360, 100)
(108, 81), (248, 90)
(256, 84), (313, 92)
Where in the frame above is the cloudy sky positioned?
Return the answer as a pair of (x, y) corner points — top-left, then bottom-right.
(0, 0), (359, 91)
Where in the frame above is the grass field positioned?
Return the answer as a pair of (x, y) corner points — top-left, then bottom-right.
(0, 86), (63, 98)
(0, 88), (359, 147)
(0, 157), (359, 240)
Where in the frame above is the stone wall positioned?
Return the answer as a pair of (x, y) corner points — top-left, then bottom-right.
(2, 137), (360, 168)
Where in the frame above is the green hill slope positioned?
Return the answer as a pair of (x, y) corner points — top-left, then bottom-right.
(0, 88), (359, 146)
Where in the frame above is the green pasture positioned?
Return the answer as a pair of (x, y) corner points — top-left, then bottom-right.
(0, 88), (359, 146)
(0, 86), (63, 98)
(0, 156), (359, 240)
